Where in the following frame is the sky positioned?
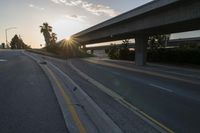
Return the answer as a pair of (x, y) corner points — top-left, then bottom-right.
(0, 0), (200, 48)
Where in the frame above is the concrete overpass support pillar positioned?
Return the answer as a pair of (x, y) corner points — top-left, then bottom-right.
(91, 50), (94, 54)
(135, 35), (148, 66)
(82, 45), (87, 52)
(78, 45), (81, 49)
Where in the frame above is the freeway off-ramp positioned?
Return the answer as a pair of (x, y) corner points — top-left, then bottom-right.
(0, 50), (200, 133)
(0, 50), (68, 133)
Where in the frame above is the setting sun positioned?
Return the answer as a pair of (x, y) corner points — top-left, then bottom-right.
(65, 36), (71, 41)
(1, 1), (200, 133)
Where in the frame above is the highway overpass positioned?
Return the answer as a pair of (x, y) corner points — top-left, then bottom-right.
(85, 37), (200, 51)
(71, 0), (200, 65)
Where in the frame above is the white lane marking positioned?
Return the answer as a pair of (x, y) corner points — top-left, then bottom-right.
(23, 52), (38, 61)
(149, 84), (173, 93)
(95, 65), (121, 76)
(48, 62), (124, 133)
(84, 59), (200, 85)
(69, 60), (174, 133)
(0, 59), (7, 62)
(69, 61), (123, 100)
(150, 69), (200, 79)
(91, 58), (200, 75)
(111, 71), (121, 76)
(90, 58), (200, 79)
(149, 63), (200, 74)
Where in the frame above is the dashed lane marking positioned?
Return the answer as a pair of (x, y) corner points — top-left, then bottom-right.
(84, 59), (200, 85)
(0, 59), (7, 62)
(69, 60), (175, 133)
(149, 84), (173, 93)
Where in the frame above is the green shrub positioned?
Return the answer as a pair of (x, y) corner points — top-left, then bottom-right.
(45, 43), (91, 59)
(147, 47), (200, 65)
(107, 44), (200, 65)
(46, 44), (59, 54)
(107, 44), (119, 59)
(107, 44), (134, 60)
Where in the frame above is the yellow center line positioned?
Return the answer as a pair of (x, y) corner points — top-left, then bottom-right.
(84, 59), (200, 85)
(45, 66), (86, 133)
(69, 60), (175, 133)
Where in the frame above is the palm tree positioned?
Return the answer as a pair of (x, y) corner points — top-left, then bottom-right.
(40, 23), (52, 46)
(50, 32), (57, 45)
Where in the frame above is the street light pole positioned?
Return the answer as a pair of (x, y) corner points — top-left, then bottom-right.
(5, 27), (17, 48)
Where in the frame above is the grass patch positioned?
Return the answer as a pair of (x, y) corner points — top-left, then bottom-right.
(26, 46), (92, 60)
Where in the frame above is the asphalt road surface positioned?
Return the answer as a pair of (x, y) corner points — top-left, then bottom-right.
(36, 54), (200, 133)
(0, 50), (68, 133)
(1, 50), (200, 133)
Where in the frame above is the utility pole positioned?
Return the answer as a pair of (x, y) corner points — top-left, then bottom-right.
(5, 27), (17, 48)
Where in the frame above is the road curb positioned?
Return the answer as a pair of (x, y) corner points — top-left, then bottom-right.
(23, 52), (81, 132)
(48, 62), (123, 133)
(69, 59), (174, 133)
(24, 52), (123, 133)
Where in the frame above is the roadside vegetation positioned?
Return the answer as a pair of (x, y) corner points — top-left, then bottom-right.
(0, 43), (5, 49)
(105, 39), (135, 60)
(147, 45), (200, 65)
(106, 35), (200, 65)
(37, 22), (90, 59)
(10, 34), (31, 49)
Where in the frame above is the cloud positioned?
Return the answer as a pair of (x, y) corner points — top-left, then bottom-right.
(51, 0), (67, 4)
(82, 3), (118, 16)
(50, 0), (118, 17)
(29, 4), (45, 10)
(64, 14), (86, 22)
(50, 0), (60, 4)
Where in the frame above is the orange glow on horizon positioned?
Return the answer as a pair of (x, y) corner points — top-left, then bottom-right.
(65, 36), (71, 41)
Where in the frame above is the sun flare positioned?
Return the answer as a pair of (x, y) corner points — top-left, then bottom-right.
(65, 36), (71, 41)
